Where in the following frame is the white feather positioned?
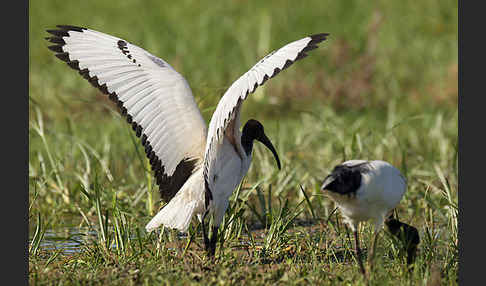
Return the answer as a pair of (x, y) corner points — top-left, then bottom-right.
(146, 168), (206, 232)
(57, 27), (207, 176)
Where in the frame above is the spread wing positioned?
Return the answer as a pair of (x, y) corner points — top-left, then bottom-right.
(203, 33), (329, 186)
(46, 25), (207, 202)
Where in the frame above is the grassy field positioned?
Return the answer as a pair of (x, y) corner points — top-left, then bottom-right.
(29, 0), (458, 285)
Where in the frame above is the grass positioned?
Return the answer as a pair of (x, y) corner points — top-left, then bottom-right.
(29, 0), (458, 285)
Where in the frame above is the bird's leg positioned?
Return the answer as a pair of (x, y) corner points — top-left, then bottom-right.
(208, 226), (219, 257)
(344, 224), (357, 269)
(201, 210), (211, 255)
(344, 224), (352, 245)
(368, 231), (380, 272)
(353, 230), (366, 276)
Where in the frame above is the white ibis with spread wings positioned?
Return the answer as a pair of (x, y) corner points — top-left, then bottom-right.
(46, 25), (328, 256)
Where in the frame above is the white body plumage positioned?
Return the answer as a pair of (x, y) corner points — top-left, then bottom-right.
(146, 127), (252, 232)
(321, 160), (407, 231)
(145, 142), (251, 233)
(205, 129), (253, 226)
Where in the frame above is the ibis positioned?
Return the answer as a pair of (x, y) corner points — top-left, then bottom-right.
(320, 160), (418, 275)
(46, 25), (328, 256)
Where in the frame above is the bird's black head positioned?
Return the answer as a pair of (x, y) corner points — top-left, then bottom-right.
(320, 165), (363, 195)
(242, 119), (281, 170)
(242, 119), (265, 142)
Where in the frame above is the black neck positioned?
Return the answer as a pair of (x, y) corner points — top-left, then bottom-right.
(241, 130), (254, 156)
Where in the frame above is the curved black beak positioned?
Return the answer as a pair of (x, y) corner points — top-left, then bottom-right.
(320, 174), (335, 191)
(256, 133), (281, 170)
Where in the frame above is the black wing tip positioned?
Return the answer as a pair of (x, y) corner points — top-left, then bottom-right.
(46, 25), (86, 38)
(45, 25), (88, 55)
(47, 45), (64, 53)
(309, 33), (330, 43)
(292, 32), (329, 62)
(307, 33), (330, 48)
(55, 25), (87, 32)
(55, 52), (70, 62)
(46, 29), (69, 37)
(45, 36), (66, 45)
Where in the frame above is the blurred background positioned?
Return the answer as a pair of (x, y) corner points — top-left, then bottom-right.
(30, 0), (457, 122)
(29, 0), (458, 261)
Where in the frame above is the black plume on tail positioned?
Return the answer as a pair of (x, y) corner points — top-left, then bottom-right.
(385, 212), (420, 266)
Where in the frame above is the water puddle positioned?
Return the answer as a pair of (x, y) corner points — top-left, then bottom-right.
(37, 227), (98, 254)
(33, 220), (323, 255)
(34, 227), (188, 255)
